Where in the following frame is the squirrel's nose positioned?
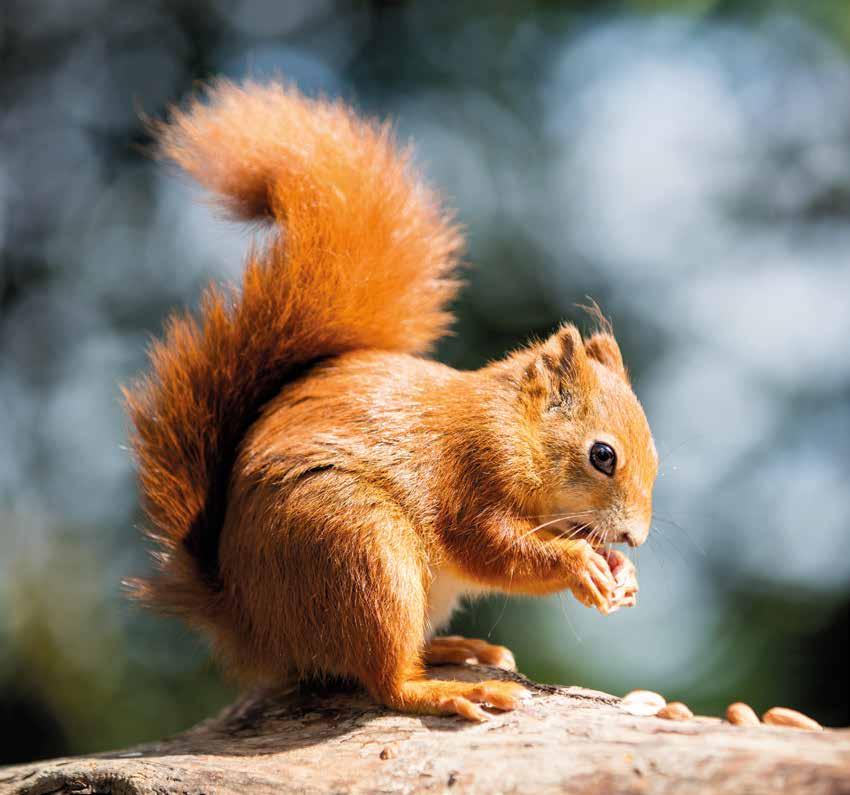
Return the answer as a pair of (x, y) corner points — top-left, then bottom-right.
(620, 518), (650, 548)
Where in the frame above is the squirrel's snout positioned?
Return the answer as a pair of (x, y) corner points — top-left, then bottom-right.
(618, 517), (650, 548)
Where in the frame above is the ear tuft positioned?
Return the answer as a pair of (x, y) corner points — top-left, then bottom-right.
(584, 333), (628, 382)
(577, 298), (614, 335)
(520, 324), (590, 405)
(546, 323), (584, 379)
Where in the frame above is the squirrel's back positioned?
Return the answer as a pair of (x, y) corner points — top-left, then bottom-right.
(124, 80), (462, 619)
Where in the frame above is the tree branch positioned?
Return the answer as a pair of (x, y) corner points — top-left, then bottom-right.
(3, 665), (849, 794)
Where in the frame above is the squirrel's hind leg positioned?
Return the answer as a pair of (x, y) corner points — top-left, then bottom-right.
(224, 466), (529, 722)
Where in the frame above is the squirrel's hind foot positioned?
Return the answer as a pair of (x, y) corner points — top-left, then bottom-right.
(424, 635), (516, 671)
(389, 678), (531, 722)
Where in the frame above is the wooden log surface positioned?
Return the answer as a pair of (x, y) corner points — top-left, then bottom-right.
(2, 664), (849, 794)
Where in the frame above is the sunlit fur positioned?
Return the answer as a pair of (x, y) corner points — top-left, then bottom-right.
(125, 79), (658, 719)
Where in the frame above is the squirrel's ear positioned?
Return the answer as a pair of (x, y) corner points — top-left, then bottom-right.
(520, 324), (591, 405)
(584, 332), (629, 382)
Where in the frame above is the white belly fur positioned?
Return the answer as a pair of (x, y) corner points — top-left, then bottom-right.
(426, 565), (490, 638)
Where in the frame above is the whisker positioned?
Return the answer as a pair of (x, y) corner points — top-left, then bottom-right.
(646, 530), (666, 571)
(652, 516), (706, 557)
(626, 545), (638, 576)
(522, 510), (597, 520)
(582, 525), (602, 551)
(549, 521), (593, 544)
(487, 509), (602, 567)
(556, 592), (583, 644)
(512, 512), (596, 545)
(656, 434), (701, 465)
(487, 583), (511, 639)
(650, 524), (690, 566)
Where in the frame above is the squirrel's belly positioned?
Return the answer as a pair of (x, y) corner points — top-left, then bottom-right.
(426, 566), (489, 638)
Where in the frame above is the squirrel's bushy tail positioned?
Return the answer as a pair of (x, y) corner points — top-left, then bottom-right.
(125, 80), (462, 619)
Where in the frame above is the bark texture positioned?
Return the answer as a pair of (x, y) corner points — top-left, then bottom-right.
(2, 665), (849, 795)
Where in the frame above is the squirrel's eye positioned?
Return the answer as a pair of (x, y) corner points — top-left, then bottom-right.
(589, 442), (617, 476)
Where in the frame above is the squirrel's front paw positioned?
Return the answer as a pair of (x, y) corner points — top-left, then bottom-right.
(566, 540), (620, 615)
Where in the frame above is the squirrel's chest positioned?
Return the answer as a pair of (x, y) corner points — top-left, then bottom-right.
(426, 566), (489, 637)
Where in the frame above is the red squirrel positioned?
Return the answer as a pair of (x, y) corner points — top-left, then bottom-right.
(125, 79), (658, 722)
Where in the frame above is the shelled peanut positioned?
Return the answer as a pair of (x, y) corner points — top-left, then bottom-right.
(726, 702), (760, 727)
(657, 702), (693, 721)
(762, 707), (823, 732)
(621, 690), (666, 717)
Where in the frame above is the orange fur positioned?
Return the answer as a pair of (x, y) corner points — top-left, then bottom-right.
(125, 79), (658, 721)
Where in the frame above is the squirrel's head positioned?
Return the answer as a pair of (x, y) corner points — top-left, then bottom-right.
(494, 323), (657, 548)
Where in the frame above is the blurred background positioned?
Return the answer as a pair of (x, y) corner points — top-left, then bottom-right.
(2, 0), (849, 764)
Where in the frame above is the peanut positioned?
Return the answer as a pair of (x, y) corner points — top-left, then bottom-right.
(622, 689), (666, 716)
(726, 702), (760, 727)
(762, 707), (823, 732)
(657, 701), (693, 721)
